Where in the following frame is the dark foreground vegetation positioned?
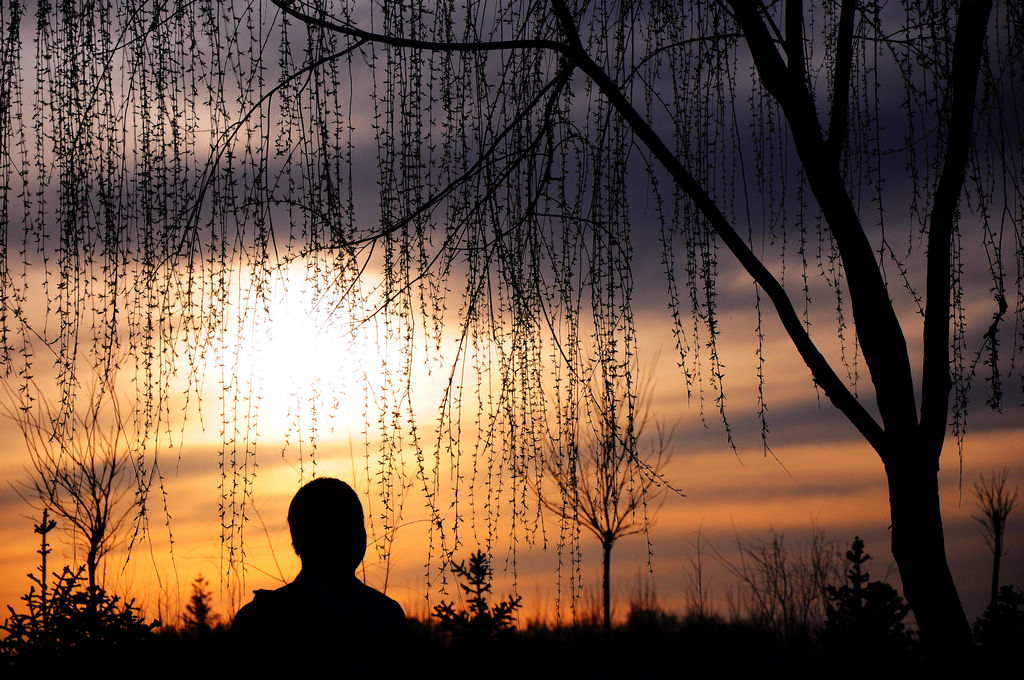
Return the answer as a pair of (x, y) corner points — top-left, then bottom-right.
(2, 525), (1022, 679)
(4, 590), (1022, 679)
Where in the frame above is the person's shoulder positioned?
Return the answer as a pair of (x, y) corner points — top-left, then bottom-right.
(232, 583), (298, 632)
(353, 580), (407, 621)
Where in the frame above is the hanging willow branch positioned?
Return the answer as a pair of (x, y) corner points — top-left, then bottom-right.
(0, 0), (1021, 643)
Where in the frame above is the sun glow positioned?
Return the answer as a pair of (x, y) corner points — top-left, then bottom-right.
(209, 259), (386, 444)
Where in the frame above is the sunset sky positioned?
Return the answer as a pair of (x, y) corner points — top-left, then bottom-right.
(1, 255), (1020, 626)
(0, 0), (1021, 634)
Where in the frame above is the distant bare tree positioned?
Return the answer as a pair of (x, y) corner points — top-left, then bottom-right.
(1, 376), (136, 592)
(538, 364), (677, 636)
(683, 525), (714, 621)
(718, 527), (842, 642)
(972, 468), (1019, 610)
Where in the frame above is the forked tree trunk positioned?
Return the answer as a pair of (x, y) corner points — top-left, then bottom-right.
(885, 452), (972, 659)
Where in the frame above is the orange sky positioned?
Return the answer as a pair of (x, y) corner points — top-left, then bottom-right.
(1, 262), (1021, 628)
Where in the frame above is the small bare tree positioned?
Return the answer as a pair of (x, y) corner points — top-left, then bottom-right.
(718, 527), (842, 642)
(683, 525), (714, 621)
(538, 364), (676, 636)
(1, 376), (136, 592)
(972, 468), (1019, 610)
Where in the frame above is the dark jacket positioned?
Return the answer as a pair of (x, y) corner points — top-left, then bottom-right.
(232, 571), (407, 672)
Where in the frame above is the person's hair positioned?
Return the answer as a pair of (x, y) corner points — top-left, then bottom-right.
(287, 478), (367, 572)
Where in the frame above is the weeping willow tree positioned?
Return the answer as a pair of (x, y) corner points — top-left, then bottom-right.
(1, 0), (1022, 655)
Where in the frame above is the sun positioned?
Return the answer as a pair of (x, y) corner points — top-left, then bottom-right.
(212, 259), (384, 443)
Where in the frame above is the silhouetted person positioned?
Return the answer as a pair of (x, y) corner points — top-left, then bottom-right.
(232, 478), (406, 672)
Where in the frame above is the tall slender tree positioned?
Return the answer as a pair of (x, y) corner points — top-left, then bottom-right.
(537, 363), (675, 636)
(972, 469), (1019, 610)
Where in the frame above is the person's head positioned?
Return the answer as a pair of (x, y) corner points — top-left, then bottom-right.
(287, 477), (367, 574)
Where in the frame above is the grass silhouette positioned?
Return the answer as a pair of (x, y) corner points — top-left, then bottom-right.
(2, 525), (1017, 678)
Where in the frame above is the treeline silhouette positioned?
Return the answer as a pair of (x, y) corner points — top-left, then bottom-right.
(2, 515), (1021, 678)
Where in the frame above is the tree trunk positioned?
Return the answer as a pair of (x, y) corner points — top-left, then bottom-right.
(602, 538), (612, 638)
(87, 548), (98, 591)
(885, 455), (972, 659)
(990, 523), (1003, 610)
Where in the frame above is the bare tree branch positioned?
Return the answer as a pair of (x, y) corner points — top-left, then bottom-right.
(826, 0), (856, 166)
(1, 375), (136, 591)
(920, 1), (995, 457)
(270, 0), (568, 55)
